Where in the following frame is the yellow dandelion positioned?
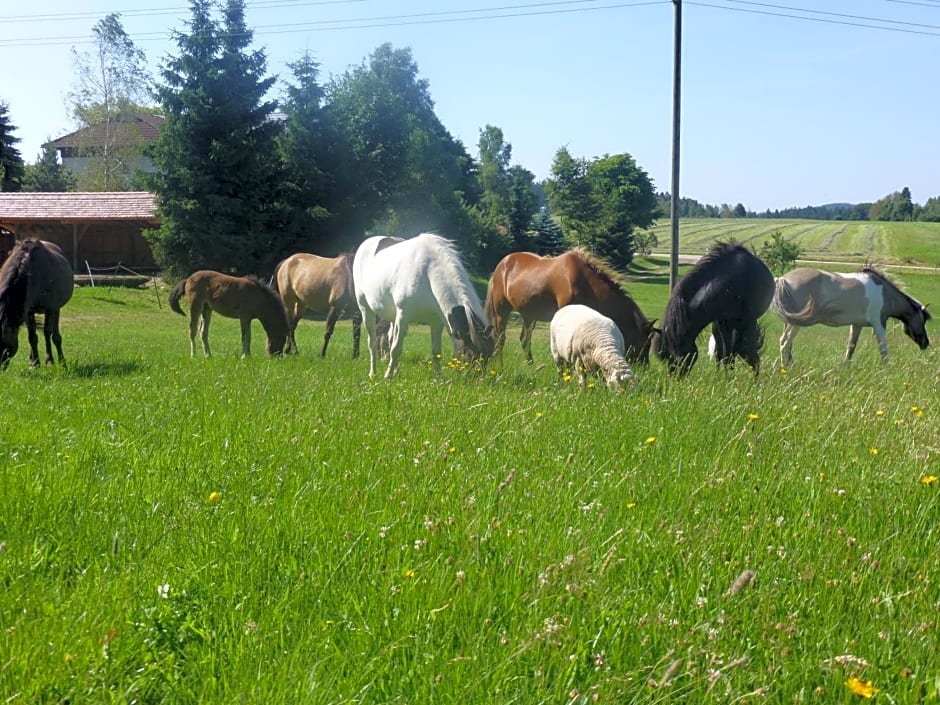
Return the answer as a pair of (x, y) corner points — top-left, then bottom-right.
(845, 676), (878, 698)
(921, 475), (938, 486)
(563, 373), (572, 382)
(626, 502), (637, 510)
(535, 412), (543, 418)
(747, 413), (759, 421)
(448, 446), (456, 453)
(403, 568), (416, 579)
(645, 436), (656, 444)
(779, 367), (788, 375)
(869, 447), (878, 456)
(875, 409), (885, 417)
(911, 406), (924, 417)
(208, 491), (221, 504)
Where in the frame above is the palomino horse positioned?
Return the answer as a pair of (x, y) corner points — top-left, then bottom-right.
(483, 248), (656, 365)
(654, 242), (774, 375)
(772, 266), (931, 366)
(0, 239), (74, 369)
(169, 270), (289, 358)
(353, 233), (495, 378)
(274, 252), (362, 358)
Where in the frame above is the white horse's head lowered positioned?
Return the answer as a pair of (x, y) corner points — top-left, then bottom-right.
(352, 233), (495, 379)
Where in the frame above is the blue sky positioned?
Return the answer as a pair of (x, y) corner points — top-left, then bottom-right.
(2, 0), (938, 212)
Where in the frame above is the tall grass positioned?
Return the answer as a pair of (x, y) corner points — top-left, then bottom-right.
(1, 282), (938, 703)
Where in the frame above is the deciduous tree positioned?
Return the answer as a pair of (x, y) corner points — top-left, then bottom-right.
(68, 13), (153, 190)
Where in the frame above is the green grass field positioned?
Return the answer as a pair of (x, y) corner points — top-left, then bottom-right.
(640, 218), (940, 268)
(1, 264), (939, 703)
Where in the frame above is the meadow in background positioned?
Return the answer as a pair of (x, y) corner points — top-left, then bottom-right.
(1, 257), (938, 703)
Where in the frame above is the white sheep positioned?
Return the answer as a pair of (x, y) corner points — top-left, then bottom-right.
(550, 304), (637, 390)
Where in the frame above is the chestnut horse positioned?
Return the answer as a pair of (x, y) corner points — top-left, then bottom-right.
(169, 270), (289, 358)
(0, 238), (74, 369)
(483, 248), (655, 365)
(273, 252), (362, 358)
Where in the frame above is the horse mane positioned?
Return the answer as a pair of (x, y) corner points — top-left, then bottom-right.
(425, 235), (487, 321)
(0, 239), (37, 329)
(569, 247), (631, 293)
(860, 263), (931, 319)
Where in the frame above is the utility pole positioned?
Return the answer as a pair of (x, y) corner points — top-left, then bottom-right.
(669, 0), (682, 290)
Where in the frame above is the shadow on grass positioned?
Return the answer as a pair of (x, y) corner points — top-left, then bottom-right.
(64, 360), (146, 378)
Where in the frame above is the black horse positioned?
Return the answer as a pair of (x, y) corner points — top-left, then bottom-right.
(654, 242), (775, 375)
(0, 239), (74, 369)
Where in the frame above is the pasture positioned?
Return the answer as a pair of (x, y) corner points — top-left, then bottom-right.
(2, 267), (939, 704)
(641, 218), (940, 268)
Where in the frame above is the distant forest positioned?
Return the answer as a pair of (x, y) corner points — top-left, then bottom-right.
(658, 186), (940, 222)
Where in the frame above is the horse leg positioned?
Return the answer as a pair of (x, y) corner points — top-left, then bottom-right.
(844, 324), (864, 362)
(871, 320), (889, 363)
(44, 309), (64, 365)
(520, 319), (536, 364)
(385, 314), (408, 379)
(779, 323), (797, 368)
(361, 309), (380, 378)
(26, 313), (40, 367)
(351, 309), (362, 359)
(240, 318), (252, 357)
(429, 320), (444, 375)
(199, 308), (212, 358)
(321, 306), (341, 358)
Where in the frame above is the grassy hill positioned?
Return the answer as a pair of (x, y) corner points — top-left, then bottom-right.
(638, 218), (940, 268)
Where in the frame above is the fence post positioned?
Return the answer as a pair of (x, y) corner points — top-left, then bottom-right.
(85, 260), (95, 288)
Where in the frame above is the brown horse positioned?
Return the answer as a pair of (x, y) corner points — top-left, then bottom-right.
(484, 248), (655, 365)
(0, 239), (74, 369)
(273, 252), (362, 358)
(169, 270), (289, 358)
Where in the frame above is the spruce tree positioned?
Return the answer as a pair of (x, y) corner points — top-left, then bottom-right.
(147, 0), (282, 277)
(22, 144), (77, 192)
(276, 53), (331, 254)
(0, 102), (25, 192)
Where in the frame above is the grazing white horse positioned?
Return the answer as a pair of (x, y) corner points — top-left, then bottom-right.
(352, 233), (494, 378)
(772, 266), (931, 366)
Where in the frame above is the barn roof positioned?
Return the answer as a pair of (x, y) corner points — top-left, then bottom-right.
(0, 192), (158, 227)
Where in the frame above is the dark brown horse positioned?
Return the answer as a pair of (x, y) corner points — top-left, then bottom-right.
(169, 270), (289, 358)
(0, 239), (74, 369)
(654, 242), (774, 375)
(483, 248), (655, 365)
(273, 252), (362, 358)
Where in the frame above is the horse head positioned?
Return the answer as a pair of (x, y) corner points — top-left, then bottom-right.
(903, 303), (932, 350)
(0, 323), (18, 369)
(447, 306), (495, 364)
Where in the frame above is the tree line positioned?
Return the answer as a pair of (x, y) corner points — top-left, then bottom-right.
(658, 186), (940, 223)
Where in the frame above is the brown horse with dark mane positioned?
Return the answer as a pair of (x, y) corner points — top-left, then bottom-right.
(484, 248), (655, 365)
(0, 239), (74, 369)
(273, 252), (362, 358)
(169, 270), (289, 358)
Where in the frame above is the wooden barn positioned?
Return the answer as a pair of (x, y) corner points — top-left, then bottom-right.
(0, 192), (159, 272)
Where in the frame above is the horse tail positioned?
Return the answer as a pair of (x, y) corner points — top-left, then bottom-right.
(168, 279), (187, 316)
(771, 276), (814, 323)
(483, 274), (496, 326)
(270, 258), (288, 293)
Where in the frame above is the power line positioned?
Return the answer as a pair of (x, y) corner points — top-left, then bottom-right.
(719, 0), (940, 30)
(687, 1), (940, 36)
(0, 0), (670, 47)
(0, 0), (369, 23)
